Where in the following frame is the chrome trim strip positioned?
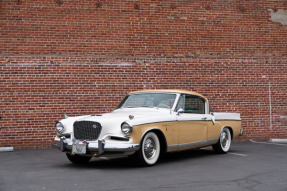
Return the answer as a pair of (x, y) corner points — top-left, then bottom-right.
(133, 120), (176, 127)
(132, 119), (241, 127)
(215, 119), (241, 121)
(176, 120), (211, 122)
(168, 139), (218, 150)
(133, 119), (210, 127)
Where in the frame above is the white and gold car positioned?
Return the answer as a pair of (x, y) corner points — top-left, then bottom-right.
(53, 90), (243, 166)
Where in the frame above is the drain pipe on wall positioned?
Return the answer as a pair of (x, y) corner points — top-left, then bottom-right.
(269, 81), (272, 130)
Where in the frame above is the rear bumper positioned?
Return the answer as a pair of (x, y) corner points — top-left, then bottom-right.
(52, 137), (140, 156)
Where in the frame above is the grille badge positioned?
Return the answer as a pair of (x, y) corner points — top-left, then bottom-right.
(93, 125), (97, 129)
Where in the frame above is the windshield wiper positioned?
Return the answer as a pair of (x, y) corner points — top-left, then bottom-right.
(125, 106), (154, 108)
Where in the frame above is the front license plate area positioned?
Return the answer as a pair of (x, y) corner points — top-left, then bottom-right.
(72, 143), (87, 154)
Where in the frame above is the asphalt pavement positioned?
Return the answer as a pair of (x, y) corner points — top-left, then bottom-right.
(0, 141), (287, 191)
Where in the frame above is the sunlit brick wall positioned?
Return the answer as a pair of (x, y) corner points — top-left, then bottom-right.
(0, 0), (286, 148)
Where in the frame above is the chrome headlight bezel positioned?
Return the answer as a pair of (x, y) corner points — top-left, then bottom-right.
(121, 122), (133, 135)
(55, 122), (65, 133)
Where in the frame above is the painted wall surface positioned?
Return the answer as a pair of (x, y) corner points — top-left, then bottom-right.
(0, 0), (286, 148)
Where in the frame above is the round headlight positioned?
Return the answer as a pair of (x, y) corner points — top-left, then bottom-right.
(121, 123), (133, 135)
(55, 122), (64, 133)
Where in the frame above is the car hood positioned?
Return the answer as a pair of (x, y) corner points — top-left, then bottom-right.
(80, 108), (169, 122)
(60, 108), (173, 135)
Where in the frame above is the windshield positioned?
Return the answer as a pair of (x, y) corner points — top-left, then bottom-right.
(116, 93), (177, 109)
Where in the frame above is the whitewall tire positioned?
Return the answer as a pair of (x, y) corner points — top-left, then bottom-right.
(212, 127), (231, 154)
(137, 132), (160, 166)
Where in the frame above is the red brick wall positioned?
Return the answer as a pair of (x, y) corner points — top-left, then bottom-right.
(0, 0), (286, 148)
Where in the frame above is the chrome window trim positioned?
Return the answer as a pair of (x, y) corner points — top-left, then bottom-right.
(176, 94), (207, 114)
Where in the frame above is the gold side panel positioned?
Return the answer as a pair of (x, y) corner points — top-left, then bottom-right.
(221, 120), (242, 138)
(207, 121), (223, 140)
(128, 120), (242, 153)
(176, 121), (207, 144)
(128, 121), (179, 146)
(207, 120), (242, 140)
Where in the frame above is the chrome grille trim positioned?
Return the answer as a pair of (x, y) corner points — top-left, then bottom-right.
(73, 121), (102, 140)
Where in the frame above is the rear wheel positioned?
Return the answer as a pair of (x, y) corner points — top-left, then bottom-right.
(212, 127), (231, 154)
(137, 132), (160, 166)
(66, 153), (92, 164)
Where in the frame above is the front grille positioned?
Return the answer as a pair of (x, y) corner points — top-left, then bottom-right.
(73, 121), (102, 140)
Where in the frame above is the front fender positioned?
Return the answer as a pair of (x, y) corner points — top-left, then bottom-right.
(128, 121), (178, 147)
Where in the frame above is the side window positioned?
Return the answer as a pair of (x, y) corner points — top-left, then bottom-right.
(184, 95), (205, 114)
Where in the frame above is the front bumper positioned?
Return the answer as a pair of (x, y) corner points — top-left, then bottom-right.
(52, 137), (140, 156)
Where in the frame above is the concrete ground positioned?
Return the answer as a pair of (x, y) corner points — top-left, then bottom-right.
(0, 142), (287, 191)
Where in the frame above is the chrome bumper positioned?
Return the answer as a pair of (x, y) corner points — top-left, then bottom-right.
(52, 137), (140, 156)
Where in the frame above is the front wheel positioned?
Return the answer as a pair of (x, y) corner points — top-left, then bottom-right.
(212, 127), (231, 154)
(66, 153), (92, 164)
(137, 132), (160, 166)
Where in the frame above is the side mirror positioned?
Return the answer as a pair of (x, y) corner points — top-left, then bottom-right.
(177, 108), (184, 115)
(210, 112), (215, 124)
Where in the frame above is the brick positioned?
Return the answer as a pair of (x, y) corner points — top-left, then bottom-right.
(0, 0), (287, 149)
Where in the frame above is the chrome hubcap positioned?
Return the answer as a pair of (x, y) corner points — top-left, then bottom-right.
(220, 131), (229, 148)
(144, 138), (156, 159)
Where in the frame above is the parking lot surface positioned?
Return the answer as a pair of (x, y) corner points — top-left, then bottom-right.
(0, 142), (287, 191)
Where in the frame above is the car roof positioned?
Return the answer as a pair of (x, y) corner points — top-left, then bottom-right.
(129, 89), (207, 100)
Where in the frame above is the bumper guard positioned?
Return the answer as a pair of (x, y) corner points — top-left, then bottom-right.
(52, 137), (140, 156)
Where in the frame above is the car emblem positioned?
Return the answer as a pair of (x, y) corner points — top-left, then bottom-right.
(93, 125), (97, 129)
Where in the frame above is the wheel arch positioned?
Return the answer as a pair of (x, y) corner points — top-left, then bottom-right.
(223, 126), (234, 140)
(141, 129), (168, 154)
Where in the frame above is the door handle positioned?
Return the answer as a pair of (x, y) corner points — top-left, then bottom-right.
(201, 117), (207, 120)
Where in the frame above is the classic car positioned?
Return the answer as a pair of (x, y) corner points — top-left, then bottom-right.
(53, 90), (243, 166)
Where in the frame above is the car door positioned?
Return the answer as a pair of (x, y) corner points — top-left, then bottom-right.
(176, 94), (209, 146)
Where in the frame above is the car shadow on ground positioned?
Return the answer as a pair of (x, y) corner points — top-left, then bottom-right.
(57, 148), (217, 169)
